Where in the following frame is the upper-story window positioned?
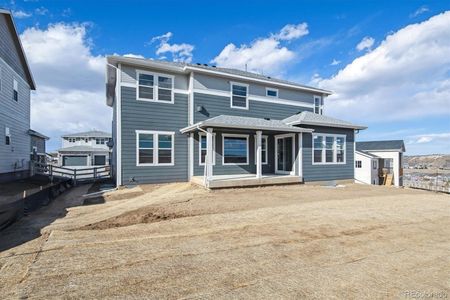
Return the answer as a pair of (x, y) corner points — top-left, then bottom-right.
(68, 138), (76, 143)
(314, 95), (323, 114)
(266, 88), (278, 98)
(13, 79), (18, 101)
(5, 127), (11, 145)
(96, 138), (106, 145)
(137, 71), (174, 103)
(230, 82), (248, 109)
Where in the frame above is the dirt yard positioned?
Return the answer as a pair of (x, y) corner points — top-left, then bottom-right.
(0, 182), (449, 299)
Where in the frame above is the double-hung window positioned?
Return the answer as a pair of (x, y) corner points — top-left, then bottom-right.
(137, 71), (173, 103)
(254, 135), (268, 165)
(199, 133), (216, 165)
(13, 79), (18, 101)
(312, 134), (346, 164)
(314, 95), (323, 114)
(230, 82), (248, 109)
(5, 127), (11, 145)
(223, 134), (249, 165)
(136, 130), (174, 166)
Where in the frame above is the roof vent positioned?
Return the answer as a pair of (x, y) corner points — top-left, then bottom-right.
(203, 63), (208, 67)
(264, 117), (270, 121)
(212, 65), (216, 68)
(196, 63), (202, 66)
(267, 76), (271, 79)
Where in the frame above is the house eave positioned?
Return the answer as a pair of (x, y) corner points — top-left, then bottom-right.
(180, 122), (314, 134)
(287, 120), (367, 130)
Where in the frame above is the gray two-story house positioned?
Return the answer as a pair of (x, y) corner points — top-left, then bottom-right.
(106, 56), (366, 188)
(0, 9), (36, 183)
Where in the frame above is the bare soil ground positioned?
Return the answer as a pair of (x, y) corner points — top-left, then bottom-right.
(0, 183), (449, 299)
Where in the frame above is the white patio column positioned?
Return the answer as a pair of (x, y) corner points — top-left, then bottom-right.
(256, 130), (262, 179)
(298, 133), (303, 180)
(206, 128), (214, 181)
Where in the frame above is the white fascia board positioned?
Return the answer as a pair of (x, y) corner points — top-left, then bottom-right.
(180, 122), (314, 133)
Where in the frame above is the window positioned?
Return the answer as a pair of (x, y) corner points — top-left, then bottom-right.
(312, 134), (346, 164)
(230, 82), (248, 109)
(355, 160), (362, 168)
(136, 130), (174, 166)
(314, 95), (323, 114)
(96, 138), (106, 145)
(13, 79), (18, 101)
(199, 133), (216, 165)
(5, 127), (10, 145)
(223, 134), (248, 165)
(254, 135), (268, 165)
(137, 71), (173, 103)
(266, 88), (278, 98)
(68, 138), (76, 143)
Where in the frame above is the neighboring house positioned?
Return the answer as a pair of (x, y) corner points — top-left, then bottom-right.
(106, 56), (366, 188)
(28, 129), (49, 163)
(355, 140), (405, 187)
(0, 9), (36, 183)
(57, 130), (112, 168)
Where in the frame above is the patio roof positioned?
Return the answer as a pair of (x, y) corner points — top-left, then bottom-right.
(180, 115), (314, 134)
(282, 111), (367, 130)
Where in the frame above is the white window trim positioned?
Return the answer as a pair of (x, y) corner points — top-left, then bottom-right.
(198, 132), (216, 166)
(314, 95), (323, 115)
(230, 81), (249, 110)
(312, 133), (346, 165)
(136, 130), (175, 166)
(254, 135), (268, 165)
(13, 78), (18, 101)
(136, 70), (174, 104)
(222, 133), (249, 165)
(355, 160), (362, 168)
(265, 87), (278, 98)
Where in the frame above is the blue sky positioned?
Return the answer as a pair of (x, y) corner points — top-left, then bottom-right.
(3, 0), (450, 154)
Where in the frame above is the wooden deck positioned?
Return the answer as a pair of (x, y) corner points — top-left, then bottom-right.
(191, 174), (302, 189)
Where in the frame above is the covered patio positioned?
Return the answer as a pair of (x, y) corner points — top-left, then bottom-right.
(181, 115), (313, 189)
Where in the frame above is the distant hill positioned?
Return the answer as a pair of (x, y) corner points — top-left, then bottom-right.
(404, 154), (450, 169)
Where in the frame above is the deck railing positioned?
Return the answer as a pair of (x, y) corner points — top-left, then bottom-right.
(31, 162), (111, 185)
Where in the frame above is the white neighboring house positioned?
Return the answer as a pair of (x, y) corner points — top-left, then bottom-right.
(355, 140), (405, 187)
(58, 131), (112, 169)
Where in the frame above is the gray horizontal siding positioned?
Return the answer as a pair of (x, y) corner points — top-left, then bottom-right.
(194, 73), (319, 104)
(120, 86), (189, 184)
(302, 126), (355, 182)
(0, 56), (31, 174)
(194, 93), (312, 123)
(0, 14), (27, 81)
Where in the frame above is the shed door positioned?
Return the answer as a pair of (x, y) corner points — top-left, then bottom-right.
(94, 155), (106, 166)
(63, 156), (87, 166)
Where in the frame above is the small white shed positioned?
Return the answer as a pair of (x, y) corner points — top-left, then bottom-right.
(355, 151), (379, 185)
(355, 140), (405, 187)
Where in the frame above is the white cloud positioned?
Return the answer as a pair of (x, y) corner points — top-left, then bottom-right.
(123, 53), (145, 59)
(12, 10), (32, 19)
(211, 23), (309, 75)
(20, 23), (111, 150)
(410, 6), (429, 18)
(408, 133), (450, 144)
(34, 7), (49, 16)
(317, 11), (450, 123)
(330, 59), (341, 66)
(150, 32), (194, 63)
(356, 36), (374, 51)
(273, 23), (309, 41)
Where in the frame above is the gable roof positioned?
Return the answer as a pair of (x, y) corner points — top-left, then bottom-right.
(106, 56), (332, 96)
(356, 150), (380, 159)
(62, 130), (111, 138)
(356, 140), (405, 152)
(180, 115), (314, 134)
(282, 111), (367, 130)
(28, 129), (49, 140)
(0, 9), (36, 90)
